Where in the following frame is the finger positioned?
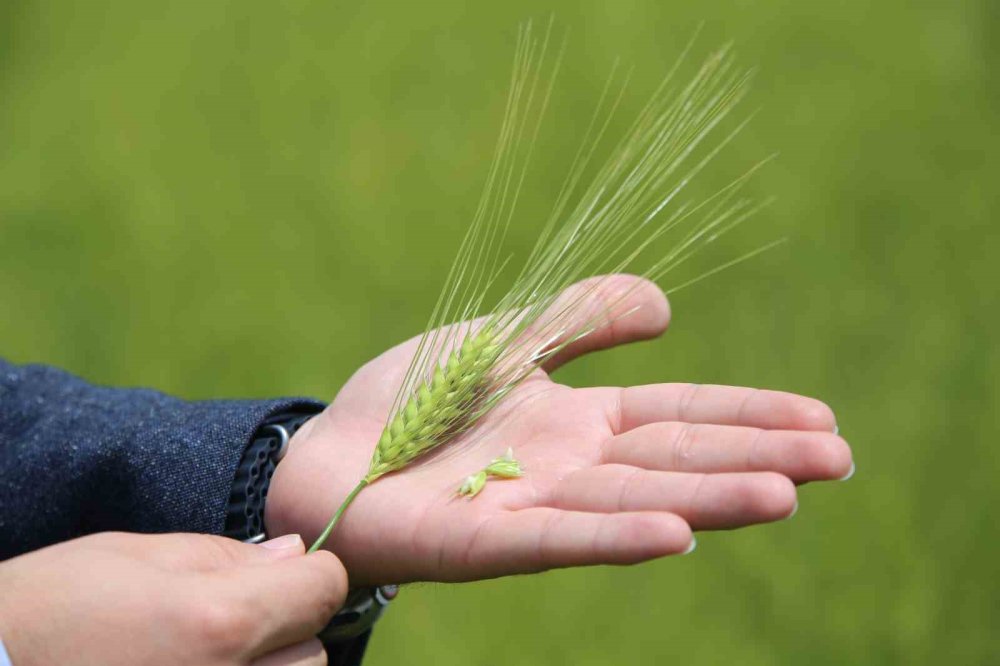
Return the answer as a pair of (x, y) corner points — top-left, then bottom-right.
(85, 533), (307, 572)
(251, 639), (326, 666)
(602, 422), (853, 482)
(523, 274), (671, 373)
(459, 508), (692, 579)
(549, 465), (797, 530)
(224, 550), (347, 657)
(613, 383), (837, 434)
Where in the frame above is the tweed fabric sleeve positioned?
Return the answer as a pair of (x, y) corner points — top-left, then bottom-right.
(0, 357), (326, 560)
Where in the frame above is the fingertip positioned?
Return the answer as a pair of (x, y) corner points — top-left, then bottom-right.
(665, 513), (693, 553)
(810, 433), (854, 481)
(754, 392), (837, 432)
(306, 549), (349, 595)
(540, 274), (671, 371)
(259, 534), (305, 559)
(798, 398), (837, 432)
(662, 513), (695, 556)
(758, 472), (798, 521)
(617, 275), (671, 340)
(621, 512), (692, 560)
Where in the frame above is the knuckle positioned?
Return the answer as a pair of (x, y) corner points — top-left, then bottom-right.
(651, 420), (684, 440)
(186, 597), (255, 654)
(535, 511), (562, 572)
(616, 467), (645, 512)
(746, 428), (768, 469)
(678, 383), (702, 421)
(161, 534), (243, 571)
(667, 422), (694, 468)
(196, 535), (243, 567)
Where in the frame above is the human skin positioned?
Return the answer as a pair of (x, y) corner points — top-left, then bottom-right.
(0, 533), (345, 666)
(266, 274), (853, 587)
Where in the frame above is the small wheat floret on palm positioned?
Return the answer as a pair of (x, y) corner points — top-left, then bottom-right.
(485, 447), (525, 479)
(457, 448), (525, 499)
(308, 20), (774, 554)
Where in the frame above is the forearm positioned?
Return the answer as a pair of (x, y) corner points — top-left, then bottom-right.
(0, 357), (324, 559)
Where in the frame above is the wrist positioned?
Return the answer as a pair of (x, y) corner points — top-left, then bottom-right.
(263, 404), (393, 585)
(224, 410), (320, 543)
(264, 413), (370, 559)
(264, 413), (352, 545)
(263, 420), (315, 540)
(264, 412), (399, 644)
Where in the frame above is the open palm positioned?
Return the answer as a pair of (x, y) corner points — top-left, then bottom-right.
(267, 276), (852, 587)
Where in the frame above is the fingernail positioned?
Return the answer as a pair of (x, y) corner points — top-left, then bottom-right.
(833, 424), (839, 436)
(839, 461), (856, 482)
(260, 534), (304, 551)
(787, 501), (799, 519)
(683, 537), (697, 555)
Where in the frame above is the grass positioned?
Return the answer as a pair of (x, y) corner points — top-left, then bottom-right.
(0, 0), (997, 664)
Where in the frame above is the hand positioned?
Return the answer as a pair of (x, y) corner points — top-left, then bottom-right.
(267, 275), (853, 586)
(0, 532), (346, 666)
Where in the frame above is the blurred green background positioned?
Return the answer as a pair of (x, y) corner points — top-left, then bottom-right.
(1, 0), (996, 663)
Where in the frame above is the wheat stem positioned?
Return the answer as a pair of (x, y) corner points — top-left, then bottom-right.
(308, 479), (368, 554)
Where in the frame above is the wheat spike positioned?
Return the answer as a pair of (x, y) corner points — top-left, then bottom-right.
(367, 328), (502, 481)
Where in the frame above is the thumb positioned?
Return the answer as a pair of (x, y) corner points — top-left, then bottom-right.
(224, 550), (349, 658)
(131, 533), (307, 571)
(201, 533), (308, 568)
(253, 533), (309, 560)
(528, 274), (671, 373)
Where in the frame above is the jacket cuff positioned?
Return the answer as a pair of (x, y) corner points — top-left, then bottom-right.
(0, 355), (328, 556)
(138, 396), (328, 536)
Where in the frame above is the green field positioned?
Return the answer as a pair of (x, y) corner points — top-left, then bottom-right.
(1, 1), (997, 663)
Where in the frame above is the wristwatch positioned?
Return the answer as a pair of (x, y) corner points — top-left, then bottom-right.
(224, 410), (397, 650)
(223, 410), (316, 542)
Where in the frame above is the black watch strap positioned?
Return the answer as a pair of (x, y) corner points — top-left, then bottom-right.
(222, 410), (319, 541)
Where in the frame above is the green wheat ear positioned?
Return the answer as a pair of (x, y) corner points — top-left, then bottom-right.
(308, 19), (772, 554)
(367, 327), (501, 482)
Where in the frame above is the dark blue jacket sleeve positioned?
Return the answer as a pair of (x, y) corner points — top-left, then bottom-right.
(0, 357), (325, 558)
